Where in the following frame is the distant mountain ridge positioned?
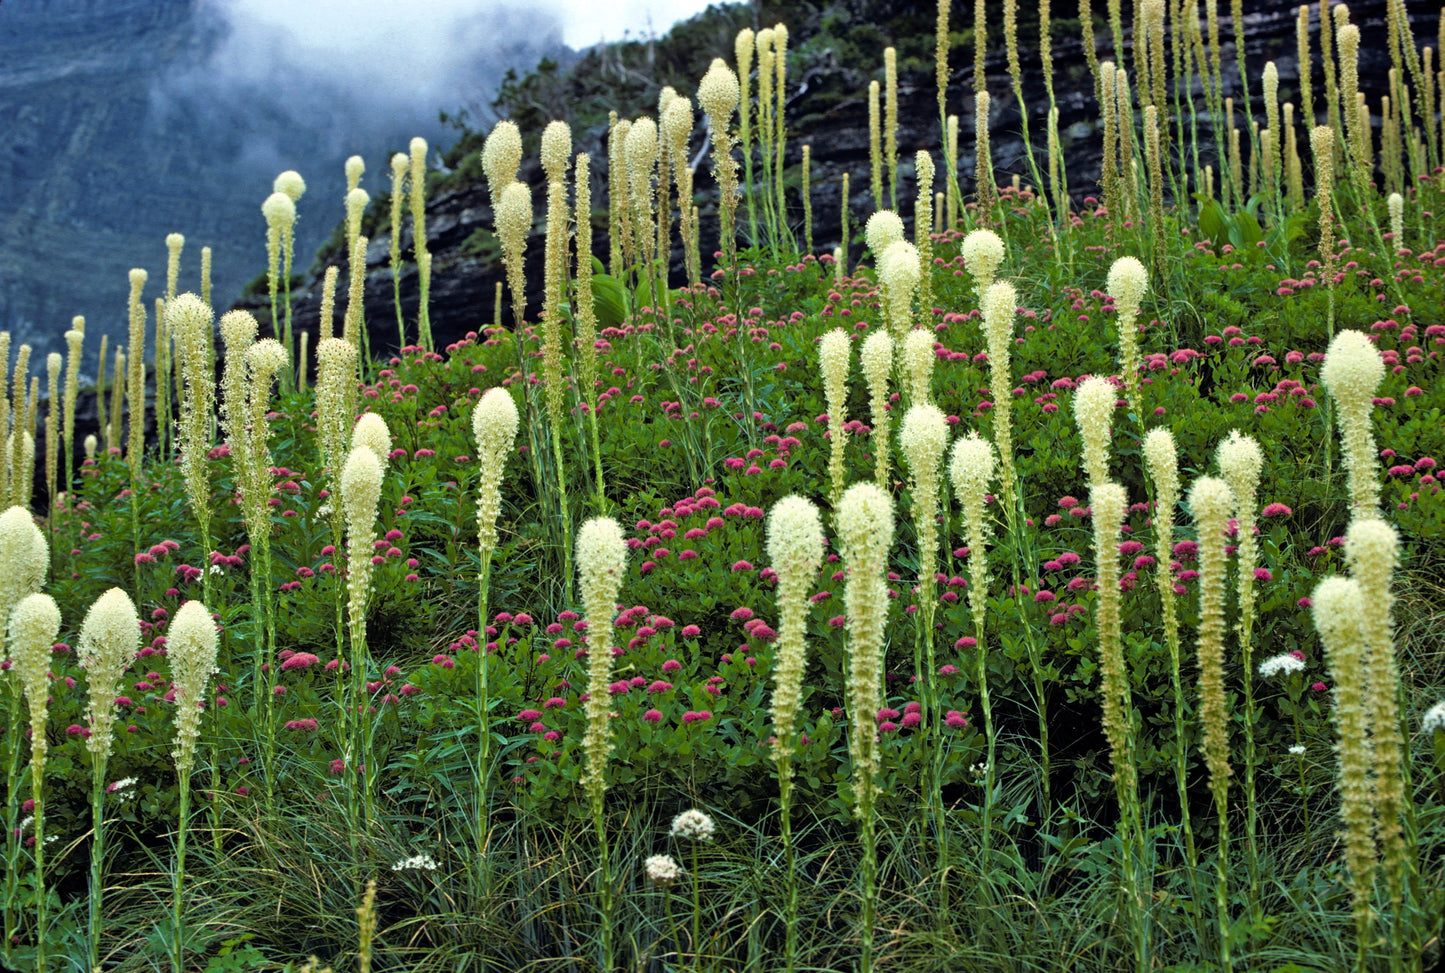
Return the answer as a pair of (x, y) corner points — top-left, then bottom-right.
(0, 0), (568, 365)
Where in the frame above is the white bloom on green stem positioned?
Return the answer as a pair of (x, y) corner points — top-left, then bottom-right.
(670, 808), (716, 842)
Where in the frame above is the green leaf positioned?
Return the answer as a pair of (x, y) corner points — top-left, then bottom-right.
(1195, 195), (1227, 242)
(591, 273), (628, 330)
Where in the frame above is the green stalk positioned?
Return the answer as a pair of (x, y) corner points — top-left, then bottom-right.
(592, 800), (613, 973)
(88, 756), (108, 971)
(476, 553), (493, 869)
(29, 753), (46, 973)
(281, 237), (295, 391)
(778, 758), (798, 973)
(3, 683), (20, 963)
(171, 769), (192, 973)
(548, 419), (573, 613)
(859, 785), (878, 973)
(972, 603), (996, 863)
(690, 841), (703, 972)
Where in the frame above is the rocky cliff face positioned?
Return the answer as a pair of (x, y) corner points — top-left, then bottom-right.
(242, 0), (1423, 364)
(0, 0), (568, 365)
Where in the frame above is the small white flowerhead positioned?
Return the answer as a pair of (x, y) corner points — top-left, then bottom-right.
(698, 58), (741, 121)
(879, 240), (921, 298)
(644, 853), (685, 887)
(341, 446), (383, 534)
(949, 432), (996, 498)
(482, 121), (523, 199)
(346, 188), (370, 227)
(262, 191), (296, 229)
(1321, 330), (1384, 409)
(1311, 576), (1366, 651)
(669, 808), (717, 842)
(819, 328), (850, 390)
(246, 338), (288, 381)
(1258, 653), (1306, 678)
(345, 155), (365, 188)
(865, 210), (905, 257)
(9, 593), (61, 702)
(77, 587), (141, 759)
(860, 329), (892, 390)
(899, 403), (949, 478)
(273, 170), (306, 201)
(352, 412), (393, 466)
(496, 181), (532, 256)
(767, 495), (825, 589)
(1074, 376), (1117, 485)
(981, 280), (1016, 348)
(577, 518), (628, 624)
(540, 120), (573, 182)
(220, 309), (259, 352)
(0, 506), (48, 608)
(472, 387), (520, 459)
(1422, 701), (1445, 735)
(1288, 744), (1307, 756)
(1142, 428), (1178, 488)
(835, 482), (894, 567)
(1105, 256), (1148, 317)
(661, 96), (693, 155)
(391, 853), (440, 871)
(961, 229), (1005, 287)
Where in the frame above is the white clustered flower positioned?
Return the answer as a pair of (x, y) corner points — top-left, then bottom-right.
(644, 853), (685, 887)
(865, 210), (905, 257)
(961, 229), (1005, 290)
(1258, 653), (1306, 678)
(391, 854), (440, 872)
(1422, 701), (1445, 735)
(669, 808), (716, 842)
(1288, 745), (1307, 756)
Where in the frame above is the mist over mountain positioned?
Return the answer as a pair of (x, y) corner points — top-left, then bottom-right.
(0, 0), (570, 366)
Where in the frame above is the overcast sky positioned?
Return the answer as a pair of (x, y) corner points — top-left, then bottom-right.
(225, 0), (718, 54)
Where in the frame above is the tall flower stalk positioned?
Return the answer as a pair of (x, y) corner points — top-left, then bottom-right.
(540, 121), (575, 600)
(409, 138), (433, 351)
(950, 433), (996, 854)
(1312, 577), (1375, 970)
(168, 295), (216, 607)
(819, 329), (850, 508)
(241, 339), (286, 810)
(899, 404), (950, 881)
(1217, 429), (1264, 915)
(388, 152), (409, 346)
(1321, 330), (1385, 520)
(166, 600), (219, 973)
(860, 330), (892, 491)
(1189, 475), (1234, 971)
(76, 586), (139, 972)
(341, 443), (384, 828)
(572, 153), (606, 499)
(0, 505), (47, 961)
(261, 192), (296, 379)
(836, 482), (893, 973)
(472, 388), (518, 863)
(10, 593), (58, 973)
(985, 278), (1052, 814)
(766, 495), (824, 973)
(577, 517), (627, 973)
(1345, 518), (1408, 949)
(1142, 430), (1200, 897)
(1090, 482), (1149, 968)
